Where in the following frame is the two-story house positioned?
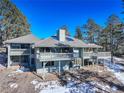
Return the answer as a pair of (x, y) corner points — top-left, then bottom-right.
(4, 29), (111, 74)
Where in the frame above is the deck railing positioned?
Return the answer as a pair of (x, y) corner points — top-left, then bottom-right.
(10, 49), (30, 55)
(83, 52), (111, 58)
(98, 52), (111, 58)
(83, 52), (93, 58)
(39, 52), (111, 61)
(39, 53), (74, 61)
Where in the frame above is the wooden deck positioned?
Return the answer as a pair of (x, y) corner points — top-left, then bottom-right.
(39, 52), (111, 61)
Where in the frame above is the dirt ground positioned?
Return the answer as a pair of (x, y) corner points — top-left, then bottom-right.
(0, 64), (124, 93)
(0, 69), (36, 93)
(0, 67), (59, 93)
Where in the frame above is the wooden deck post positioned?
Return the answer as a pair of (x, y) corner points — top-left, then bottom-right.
(96, 48), (99, 71)
(43, 62), (46, 79)
(7, 44), (11, 67)
(59, 61), (61, 75)
(92, 60), (94, 69)
(82, 48), (84, 67)
(29, 44), (32, 68)
(103, 59), (105, 71)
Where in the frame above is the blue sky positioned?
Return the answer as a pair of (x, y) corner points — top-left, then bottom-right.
(12, 0), (123, 38)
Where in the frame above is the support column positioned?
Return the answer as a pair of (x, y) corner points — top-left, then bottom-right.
(59, 61), (61, 75)
(29, 44), (32, 67)
(43, 62), (46, 79)
(92, 61), (95, 69)
(96, 48), (99, 71)
(7, 44), (11, 67)
(88, 61), (90, 67)
(80, 48), (84, 67)
(103, 59), (105, 71)
(35, 48), (40, 73)
(82, 48), (84, 67)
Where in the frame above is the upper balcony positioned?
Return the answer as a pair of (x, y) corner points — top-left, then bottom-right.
(39, 53), (75, 61)
(10, 49), (30, 55)
(38, 52), (111, 61)
(83, 52), (111, 59)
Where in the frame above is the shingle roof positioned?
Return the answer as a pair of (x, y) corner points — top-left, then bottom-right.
(4, 34), (40, 44)
(4, 34), (102, 48)
(34, 35), (102, 48)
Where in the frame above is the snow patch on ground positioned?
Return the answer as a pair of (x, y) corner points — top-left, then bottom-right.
(112, 86), (118, 91)
(31, 80), (112, 93)
(115, 73), (124, 84)
(8, 73), (15, 77)
(102, 57), (124, 84)
(9, 83), (18, 89)
(16, 67), (30, 73)
(31, 79), (39, 85)
(40, 86), (69, 93)
(0, 64), (5, 69)
(114, 57), (124, 61)
(30, 57), (124, 93)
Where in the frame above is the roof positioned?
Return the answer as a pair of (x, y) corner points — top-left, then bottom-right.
(34, 35), (102, 48)
(4, 33), (102, 48)
(4, 34), (40, 44)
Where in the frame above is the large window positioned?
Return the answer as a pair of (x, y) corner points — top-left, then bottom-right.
(42, 61), (54, 67)
(62, 48), (73, 53)
(40, 48), (50, 52)
(21, 55), (29, 63)
(39, 48), (73, 53)
(11, 44), (20, 49)
(46, 48), (50, 52)
(45, 61), (54, 66)
(11, 56), (20, 63)
(11, 56), (29, 63)
(21, 44), (30, 49)
(40, 48), (45, 52)
(11, 44), (30, 49)
(31, 49), (35, 54)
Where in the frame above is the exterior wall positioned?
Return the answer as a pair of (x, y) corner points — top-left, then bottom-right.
(6, 43), (111, 74)
(7, 43), (34, 67)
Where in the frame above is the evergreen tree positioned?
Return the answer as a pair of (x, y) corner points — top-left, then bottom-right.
(74, 26), (83, 40)
(83, 18), (101, 44)
(0, 0), (30, 46)
(121, 0), (124, 14)
(99, 14), (124, 54)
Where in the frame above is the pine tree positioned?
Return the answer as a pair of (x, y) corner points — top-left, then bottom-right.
(74, 26), (83, 40)
(121, 0), (124, 14)
(99, 14), (124, 54)
(0, 0), (30, 46)
(83, 18), (101, 44)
